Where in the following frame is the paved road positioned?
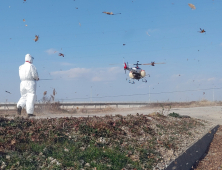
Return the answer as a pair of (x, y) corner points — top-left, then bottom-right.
(33, 106), (222, 125)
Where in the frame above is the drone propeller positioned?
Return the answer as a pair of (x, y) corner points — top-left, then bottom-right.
(133, 61), (142, 66)
(142, 62), (166, 66)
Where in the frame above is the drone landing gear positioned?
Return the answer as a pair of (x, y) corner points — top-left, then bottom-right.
(142, 79), (147, 83)
(128, 80), (135, 84)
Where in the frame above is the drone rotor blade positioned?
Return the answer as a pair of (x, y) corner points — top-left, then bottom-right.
(142, 62), (154, 65)
(153, 62), (166, 64)
(142, 62), (166, 65)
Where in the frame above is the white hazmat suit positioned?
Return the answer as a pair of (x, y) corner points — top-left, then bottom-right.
(17, 54), (39, 114)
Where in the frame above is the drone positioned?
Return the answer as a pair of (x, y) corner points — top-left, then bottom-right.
(124, 61), (165, 84)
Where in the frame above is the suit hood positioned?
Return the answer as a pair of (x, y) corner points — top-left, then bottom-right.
(25, 54), (33, 63)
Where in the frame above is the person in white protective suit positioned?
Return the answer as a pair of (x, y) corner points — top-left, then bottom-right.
(17, 54), (39, 117)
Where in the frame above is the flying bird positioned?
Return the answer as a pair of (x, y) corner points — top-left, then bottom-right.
(146, 31), (150, 36)
(34, 35), (39, 42)
(199, 28), (206, 33)
(5, 91), (11, 94)
(102, 11), (114, 15)
(58, 53), (64, 57)
(188, 3), (196, 10)
(102, 11), (121, 15)
(43, 91), (47, 96)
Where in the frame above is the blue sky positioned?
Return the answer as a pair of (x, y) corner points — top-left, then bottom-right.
(0, 0), (222, 103)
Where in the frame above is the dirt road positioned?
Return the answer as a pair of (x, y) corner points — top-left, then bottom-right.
(32, 106), (222, 125)
(170, 106), (222, 125)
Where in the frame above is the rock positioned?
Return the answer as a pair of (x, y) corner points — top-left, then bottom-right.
(51, 159), (57, 164)
(1, 161), (6, 169)
(79, 159), (84, 166)
(80, 147), (85, 151)
(85, 163), (90, 167)
(48, 157), (54, 161)
(98, 137), (110, 144)
(64, 148), (69, 152)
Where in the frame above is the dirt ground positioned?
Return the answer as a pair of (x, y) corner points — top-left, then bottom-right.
(1, 101), (222, 169)
(1, 101), (222, 125)
(194, 125), (222, 170)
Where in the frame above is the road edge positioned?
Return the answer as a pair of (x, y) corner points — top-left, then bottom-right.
(165, 124), (219, 170)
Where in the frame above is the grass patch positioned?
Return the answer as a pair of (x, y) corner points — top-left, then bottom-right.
(168, 112), (182, 118)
